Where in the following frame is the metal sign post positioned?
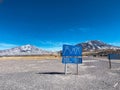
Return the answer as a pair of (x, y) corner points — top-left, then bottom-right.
(76, 64), (78, 75)
(64, 64), (67, 75)
(108, 55), (111, 69)
(62, 45), (82, 75)
(108, 58), (111, 69)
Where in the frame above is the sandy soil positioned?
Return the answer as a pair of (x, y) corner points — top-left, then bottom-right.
(0, 57), (120, 90)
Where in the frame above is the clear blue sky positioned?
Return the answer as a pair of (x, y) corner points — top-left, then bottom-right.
(0, 0), (120, 50)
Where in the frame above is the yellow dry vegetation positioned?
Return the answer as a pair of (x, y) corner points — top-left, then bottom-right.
(0, 55), (62, 60)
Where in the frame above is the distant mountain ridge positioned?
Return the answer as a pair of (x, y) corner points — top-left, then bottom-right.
(0, 40), (120, 56)
(0, 44), (53, 56)
(77, 40), (120, 51)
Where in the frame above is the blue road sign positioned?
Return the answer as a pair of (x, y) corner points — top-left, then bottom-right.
(62, 45), (82, 64)
(62, 45), (82, 56)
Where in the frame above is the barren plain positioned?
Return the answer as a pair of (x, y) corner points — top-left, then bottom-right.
(0, 56), (120, 90)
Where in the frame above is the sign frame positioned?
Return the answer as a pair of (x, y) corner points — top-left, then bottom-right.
(62, 44), (82, 75)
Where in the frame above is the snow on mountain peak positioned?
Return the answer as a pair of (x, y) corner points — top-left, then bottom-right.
(0, 44), (53, 56)
(77, 40), (120, 51)
(21, 44), (33, 51)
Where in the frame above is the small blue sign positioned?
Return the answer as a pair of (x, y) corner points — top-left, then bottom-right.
(62, 58), (82, 64)
(62, 45), (82, 64)
(108, 54), (120, 60)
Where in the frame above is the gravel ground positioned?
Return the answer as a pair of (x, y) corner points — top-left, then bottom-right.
(0, 57), (120, 90)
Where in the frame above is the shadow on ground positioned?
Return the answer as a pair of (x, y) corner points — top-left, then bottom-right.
(37, 72), (65, 75)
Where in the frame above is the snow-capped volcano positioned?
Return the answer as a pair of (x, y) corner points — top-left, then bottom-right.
(76, 40), (120, 51)
(0, 44), (52, 56)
